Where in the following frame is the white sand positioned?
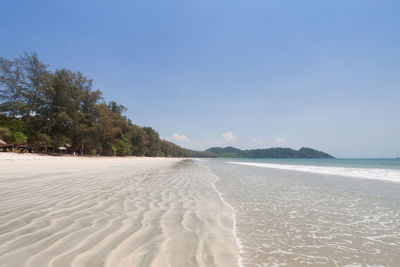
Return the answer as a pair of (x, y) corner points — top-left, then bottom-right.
(0, 153), (238, 267)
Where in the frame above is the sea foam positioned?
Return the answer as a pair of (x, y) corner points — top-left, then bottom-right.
(227, 161), (400, 183)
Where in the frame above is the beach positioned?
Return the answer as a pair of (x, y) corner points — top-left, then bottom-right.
(2, 154), (400, 267)
(0, 154), (238, 267)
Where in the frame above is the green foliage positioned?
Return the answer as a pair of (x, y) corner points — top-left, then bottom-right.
(90, 149), (97, 156)
(51, 135), (69, 148)
(0, 115), (31, 134)
(0, 126), (11, 140)
(143, 127), (161, 156)
(36, 133), (52, 146)
(115, 137), (132, 156)
(11, 131), (27, 145)
(103, 142), (116, 156)
(160, 140), (192, 158)
(108, 101), (127, 115)
(130, 126), (148, 156)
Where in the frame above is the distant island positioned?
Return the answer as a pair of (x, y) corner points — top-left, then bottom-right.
(204, 146), (334, 158)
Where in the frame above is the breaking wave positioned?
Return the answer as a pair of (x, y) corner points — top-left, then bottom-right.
(227, 161), (400, 183)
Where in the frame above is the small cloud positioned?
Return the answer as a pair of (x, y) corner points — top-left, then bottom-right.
(274, 137), (286, 146)
(222, 131), (237, 142)
(250, 137), (263, 145)
(169, 133), (190, 143)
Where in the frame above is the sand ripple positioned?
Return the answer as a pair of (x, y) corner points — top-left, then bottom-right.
(0, 155), (238, 267)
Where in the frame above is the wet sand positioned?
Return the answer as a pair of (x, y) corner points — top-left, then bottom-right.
(0, 154), (238, 267)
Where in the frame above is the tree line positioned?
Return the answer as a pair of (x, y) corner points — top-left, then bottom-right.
(0, 52), (197, 157)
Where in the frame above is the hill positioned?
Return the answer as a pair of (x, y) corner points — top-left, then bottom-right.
(205, 146), (334, 158)
(205, 146), (242, 157)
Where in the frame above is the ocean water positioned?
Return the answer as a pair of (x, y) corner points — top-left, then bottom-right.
(200, 158), (400, 267)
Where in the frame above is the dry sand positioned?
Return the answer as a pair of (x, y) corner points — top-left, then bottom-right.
(0, 153), (239, 267)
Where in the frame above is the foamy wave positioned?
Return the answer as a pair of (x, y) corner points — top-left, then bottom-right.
(227, 162), (400, 183)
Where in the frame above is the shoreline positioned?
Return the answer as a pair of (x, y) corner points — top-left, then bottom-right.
(0, 152), (189, 159)
(200, 163), (244, 267)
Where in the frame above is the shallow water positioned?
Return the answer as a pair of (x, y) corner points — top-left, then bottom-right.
(202, 159), (400, 266)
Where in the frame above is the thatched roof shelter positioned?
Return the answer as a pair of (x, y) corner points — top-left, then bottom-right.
(0, 139), (7, 146)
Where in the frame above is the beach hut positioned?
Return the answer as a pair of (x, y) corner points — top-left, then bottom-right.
(0, 139), (9, 152)
(0, 139), (7, 146)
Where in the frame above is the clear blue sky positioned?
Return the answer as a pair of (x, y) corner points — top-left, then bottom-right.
(1, 0), (399, 157)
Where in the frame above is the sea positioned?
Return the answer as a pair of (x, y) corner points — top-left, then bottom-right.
(200, 158), (400, 267)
